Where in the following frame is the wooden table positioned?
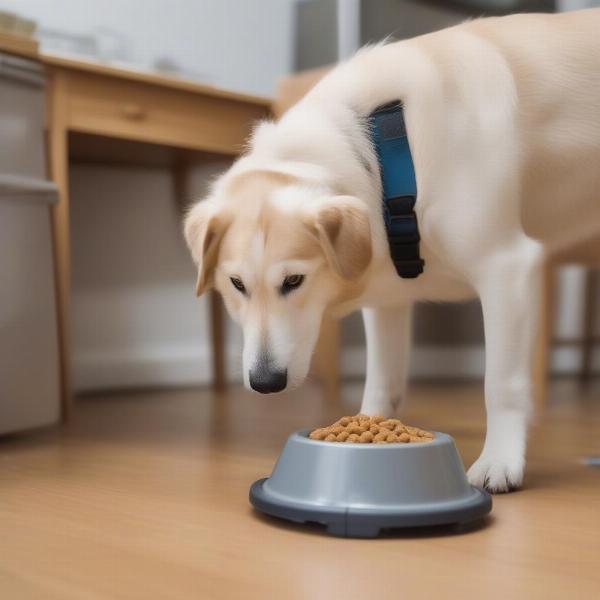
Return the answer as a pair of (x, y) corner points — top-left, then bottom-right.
(38, 53), (270, 418)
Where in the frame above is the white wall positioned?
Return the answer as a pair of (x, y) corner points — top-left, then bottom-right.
(69, 162), (245, 391)
(0, 0), (296, 95)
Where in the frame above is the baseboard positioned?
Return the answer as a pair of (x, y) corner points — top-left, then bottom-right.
(341, 344), (600, 379)
(73, 345), (241, 392)
(341, 345), (486, 379)
(74, 342), (599, 392)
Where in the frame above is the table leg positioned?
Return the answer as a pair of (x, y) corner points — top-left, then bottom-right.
(533, 259), (554, 412)
(581, 269), (598, 382)
(47, 72), (72, 420)
(313, 315), (341, 399)
(209, 291), (226, 390)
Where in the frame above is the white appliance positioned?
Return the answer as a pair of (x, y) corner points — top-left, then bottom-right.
(0, 52), (60, 433)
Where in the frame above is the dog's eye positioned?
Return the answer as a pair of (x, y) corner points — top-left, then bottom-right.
(280, 274), (304, 296)
(230, 277), (246, 294)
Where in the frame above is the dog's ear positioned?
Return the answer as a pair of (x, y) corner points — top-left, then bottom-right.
(184, 200), (230, 296)
(306, 196), (372, 280)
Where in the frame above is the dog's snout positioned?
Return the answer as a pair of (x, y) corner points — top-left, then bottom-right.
(249, 362), (287, 394)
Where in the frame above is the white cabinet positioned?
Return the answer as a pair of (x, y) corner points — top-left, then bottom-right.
(0, 53), (60, 433)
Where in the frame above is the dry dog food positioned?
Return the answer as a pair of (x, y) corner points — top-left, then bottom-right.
(309, 414), (434, 444)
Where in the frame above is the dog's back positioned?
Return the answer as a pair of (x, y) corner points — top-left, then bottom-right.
(298, 10), (600, 252)
(466, 10), (600, 249)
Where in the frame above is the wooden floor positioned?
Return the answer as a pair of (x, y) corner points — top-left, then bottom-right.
(0, 379), (598, 599)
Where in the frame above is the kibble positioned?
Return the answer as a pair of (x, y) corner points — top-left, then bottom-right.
(309, 415), (434, 444)
(360, 431), (374, 443)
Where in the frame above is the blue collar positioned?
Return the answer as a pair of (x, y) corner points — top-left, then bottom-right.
(369, 103), (424, 278)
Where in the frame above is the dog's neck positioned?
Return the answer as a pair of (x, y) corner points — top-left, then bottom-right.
(246, 100), (381, 205)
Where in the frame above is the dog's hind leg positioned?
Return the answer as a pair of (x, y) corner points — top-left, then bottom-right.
(360, 304), (413, 417)
(467, 236), (544, 493)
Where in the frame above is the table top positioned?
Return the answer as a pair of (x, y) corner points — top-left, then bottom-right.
(43, 52), (271, 107)
(0, 32), (271, 107)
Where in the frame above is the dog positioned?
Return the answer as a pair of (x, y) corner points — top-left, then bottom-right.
(184, 9), (600, 492)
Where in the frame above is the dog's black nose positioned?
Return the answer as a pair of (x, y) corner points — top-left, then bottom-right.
(249, 366), (287, 394)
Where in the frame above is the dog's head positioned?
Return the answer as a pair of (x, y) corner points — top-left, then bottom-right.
(184, 168), (371, 393)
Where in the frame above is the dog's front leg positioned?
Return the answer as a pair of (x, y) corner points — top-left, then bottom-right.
(467, 239), (544, 492)
(360, 304), (413, 417)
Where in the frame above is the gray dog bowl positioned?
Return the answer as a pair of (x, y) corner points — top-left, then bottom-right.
(250, 430), (491, 538)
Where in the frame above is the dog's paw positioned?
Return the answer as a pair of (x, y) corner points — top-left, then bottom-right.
(467, 453), (524, 493)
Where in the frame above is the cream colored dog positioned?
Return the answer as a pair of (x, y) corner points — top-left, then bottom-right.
(184, 10), (600, 492)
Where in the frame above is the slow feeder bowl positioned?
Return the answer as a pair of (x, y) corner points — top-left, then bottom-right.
(250, 430), (491, 538)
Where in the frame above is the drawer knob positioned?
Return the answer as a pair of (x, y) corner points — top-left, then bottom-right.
(120, 103), (146, 120)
